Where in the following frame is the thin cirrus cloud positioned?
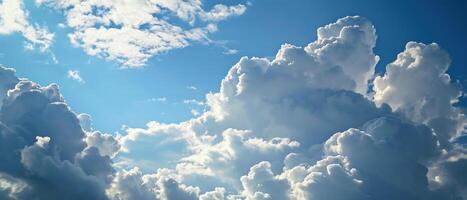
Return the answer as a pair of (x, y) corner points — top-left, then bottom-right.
(0, 15), (466, 200)
(30, 0), (247, 67)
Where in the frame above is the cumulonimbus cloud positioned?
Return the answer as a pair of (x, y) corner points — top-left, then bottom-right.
(0, 16), (466, 200)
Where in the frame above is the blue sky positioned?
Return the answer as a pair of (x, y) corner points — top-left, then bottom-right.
(1, 0), (466, 133)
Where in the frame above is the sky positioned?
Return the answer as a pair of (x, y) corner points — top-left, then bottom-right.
(0, 0), (467, 200)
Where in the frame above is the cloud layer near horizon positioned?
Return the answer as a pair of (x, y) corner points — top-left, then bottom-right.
(0, 16), (466, 200)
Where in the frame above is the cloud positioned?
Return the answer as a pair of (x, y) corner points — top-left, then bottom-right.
(222, 48), (239, 55)
(240, 161), (290, 200)
(112, 16), (466, 199)
(181, 16), (386, 150)
(0, 66), (19, 107)
(148, 97), (168, 103)
(35, 0), (248, 67)
(178, 128), (299, 188)
(78, 113), (93, 132)
(0, 0), (54, 51)
(190, 109), (200, 117)
(373, 42), (465, 147)
(0, 172), (31, 199)
(67, 70), (85, 83)
(201, 4), (247, 22)
(287, 155), (364, 200)
(187, 86), (197, 90)
(199, 187), (226, 200)
(106, 167), (223, 200)
(1, 15), (466, 200)
(0, 66), (116, 199)
(183, 99), (204, 106)
(85, 131), (121, 158)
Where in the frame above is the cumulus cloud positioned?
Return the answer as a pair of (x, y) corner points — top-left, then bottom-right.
(0, 0), (54, 51)
(34, 0), (247, 67)
(373, 42), (465, 146)
(240, 161), (290, 200)
(85, 131), (121, 158)
(106, 167), (224, 200)
(0, 65), (117, 199)
(178, 129), (299, 188)
(112, 16), (466, 200)
(1, 15), (466, 200)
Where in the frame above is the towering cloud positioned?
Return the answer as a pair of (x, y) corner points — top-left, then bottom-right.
(1, 15), (466, 200)
(114, 16), (466, 199)
(374, 42), (465, 146)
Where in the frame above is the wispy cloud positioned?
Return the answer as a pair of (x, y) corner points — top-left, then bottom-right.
(183, 99), (204, 106)
(67, 70), (84, 83)
(148, 97), (168, 103)
(186, 85), (197, 90)
(223, 48), (239, 55)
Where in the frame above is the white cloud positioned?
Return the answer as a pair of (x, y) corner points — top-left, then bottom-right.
(373, 42), (465, 146)
(67, 70), (85, 83)
(183, 99), (204, 106)
(35, 0), (248, 67)
(190, 109), (200, 117)
(199, 187), (225, 200)
(106, 167), (224, 200)
(178, 128), (299, 188)
(240, 161), (290, 200)
(78, 113), (93, 132)
(148, 97), (168, 103)
(85, 131), (121, 158)
(57, 23), (65, 28)
(288, 155), (364, 200)
(111, 16), (390, 195)
(201, 4), (247, 22)
(112, 16), (466, 199)
(187, 86), (197, 90)
(0, 172), (31, 199)
(222, 48), (239, 55)
(0, 0), (54, 51)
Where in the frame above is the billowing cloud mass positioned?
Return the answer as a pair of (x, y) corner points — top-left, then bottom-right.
(32, 0), (247, 67)
(1, 16), (466, 200)
(0, 0), (54, 51)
